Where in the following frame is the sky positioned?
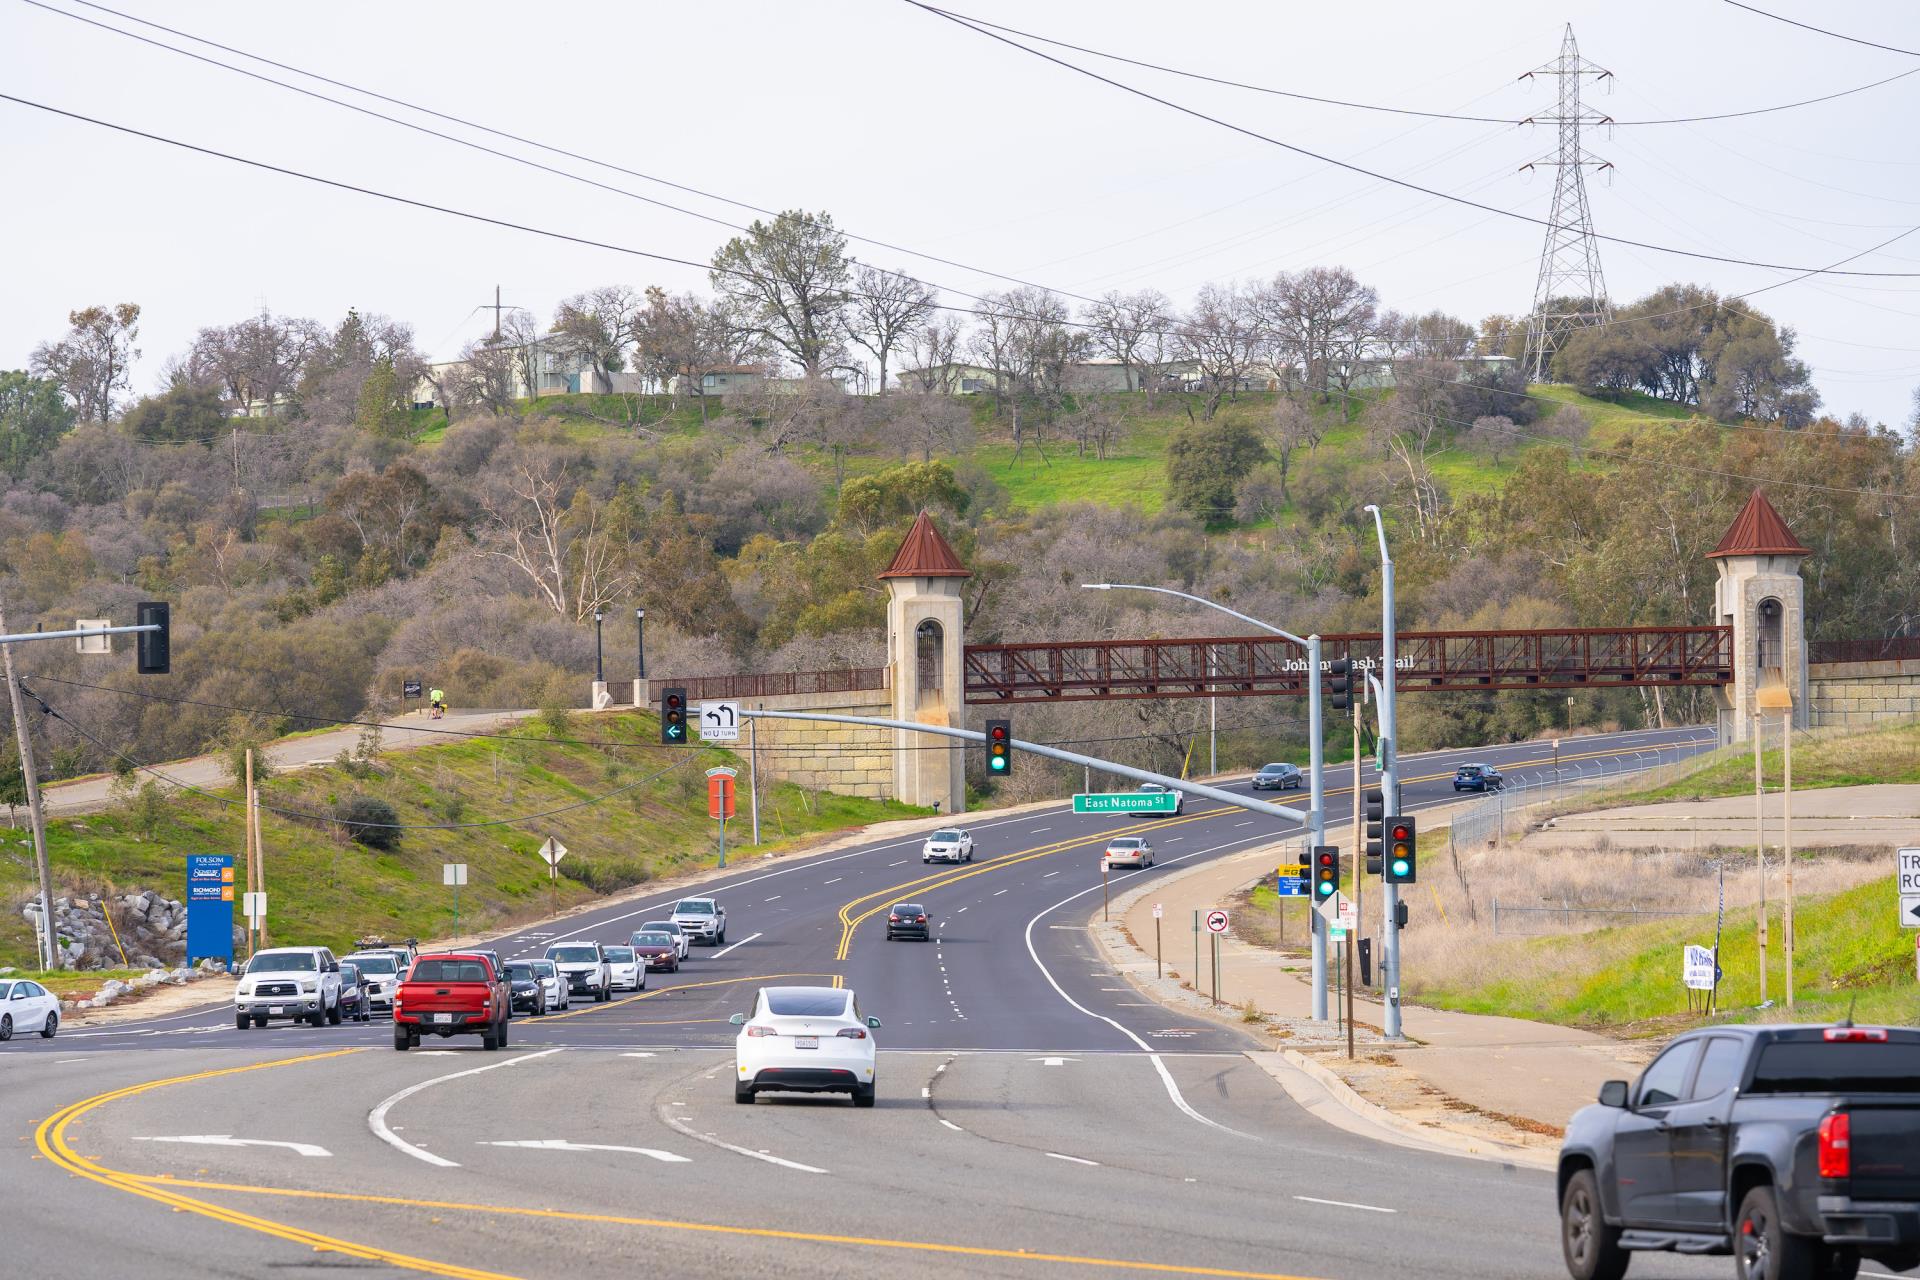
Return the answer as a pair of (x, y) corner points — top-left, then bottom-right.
(5, 0), (1920, 425)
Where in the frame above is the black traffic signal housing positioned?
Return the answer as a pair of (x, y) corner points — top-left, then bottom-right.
(985, 719), (1012, 778)
(1313, 845), (1338, 900)
(1363, 788), (1385, 875)
(1385, 817), (1417, 884)
(1394, 900), (1410, 930)
(660, 687), (689, 745)
(135, 601), (170, 675)
(1328, 657), (1352, 712)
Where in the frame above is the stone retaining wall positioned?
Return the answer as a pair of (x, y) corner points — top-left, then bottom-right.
(1807, 658), (1920, 730)
(731, 688), (894, 800)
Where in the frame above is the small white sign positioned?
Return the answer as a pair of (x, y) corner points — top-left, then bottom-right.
(699, 701), (741, 742)
(1204, 909), (1229, 934)
(1899, 848), (1920, 895)
(1682, 944), (1717, 991)
(75, 619), (111, 655)
(1315, 891), (1355, 931)
(1151, 903), (1163, 920)
(443, 863), (468, 887)
(537, 837), (568, 867)
(1900, 894), (1920, 931)
(242, 892), (266, 922)
(705, 766), (739, 779)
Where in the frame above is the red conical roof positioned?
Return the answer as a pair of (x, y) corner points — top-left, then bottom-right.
(1708, 489), (1809, 559)
(878, 511), (970, 579)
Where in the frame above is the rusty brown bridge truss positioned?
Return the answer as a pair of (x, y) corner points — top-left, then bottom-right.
(961, 626), (1734, 705)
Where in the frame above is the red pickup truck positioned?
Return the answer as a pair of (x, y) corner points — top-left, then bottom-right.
(393, 952), (512, 1051)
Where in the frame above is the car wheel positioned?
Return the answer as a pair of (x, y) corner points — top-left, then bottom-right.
(1737, 1183), (1819, 1280)
(235, 1013), (250, 1031)
(852, 1082), (876, 1108)
(254, 1015), (268, 1028)
(308, 1008), (326, 1028)
(923, 857), (931, 864)
(0, 1013), (10, 1042)
(393, 1025), (411, 1051)
(41, 1012), (57, 1039)
(735, 1081), (755, 1104)
(327, 1000), (343, 1026)
(1559, 1168), (1627, 1280)
(481, 1025), (498, 1051)
(498, 1017), (509, 1048)
(717, 929), (725, 945)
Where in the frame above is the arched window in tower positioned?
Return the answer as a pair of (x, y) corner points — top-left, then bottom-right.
(1757, 597), (1784, 673)
(915, 619), (944, 708)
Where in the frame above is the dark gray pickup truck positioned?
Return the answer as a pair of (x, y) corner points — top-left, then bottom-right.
(1558, 1023), (1920, 1280)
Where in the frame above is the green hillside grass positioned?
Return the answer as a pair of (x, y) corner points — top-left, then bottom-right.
(0, 710), (921, 969)
(1589, 720), (1920, 808)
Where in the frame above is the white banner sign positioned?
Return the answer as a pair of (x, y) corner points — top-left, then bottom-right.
(1682, 944), (1717, 991)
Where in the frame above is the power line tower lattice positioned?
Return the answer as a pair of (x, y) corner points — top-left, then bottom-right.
(1521, 25), (1613, 383)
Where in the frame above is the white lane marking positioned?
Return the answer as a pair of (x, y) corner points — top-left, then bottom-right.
(1166, 837), (1184, 843)
(56, 1058), (86, 1064)
(763, 895), (782, 902)
(369, 1048), (563, 1168)
(133, 1135), (330, 1158)
(1031, 1056), (1076, 1067)
(621, 1052), (657, 1058)
(921, 1087), (931, 1098)
(710, 932), (761, 959)
(1295, 1195), (1396, 1214)
(939, 1119), (963, 1132)
(1234, 821), (1253, 828)
(823, 878), (842, 885)
(660, 1111), (827, 1174)
(481, 1139), (688, 1163)
(1042, 871), (1061, 878)
(957, 907), (969, 914)
(1029, 827), (1052, 833)
(1045, 1152), (1099, 1166)
(993, 889), (1008, 896)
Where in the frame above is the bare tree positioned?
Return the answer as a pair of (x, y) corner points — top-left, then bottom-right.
(845, 265), (936, 394)
(902, 315), (963, 393)
(550, 285), (642, 381)
(473, 446), (634, 620)
(1257, 267), (1378, 403)
(1176, 282), (1260, 419)
(1261, 394), (1322, 498)
(1083, 289), (1172, 392)
(30, 303), (142, 421)
(190, 311), (321, 413)
(891, 392), (975, 462)
(500, 309), (545, 401)
(1065, 396), (1129, 460)
(449, 338), (519, 416)
(709, 209), (851, 378)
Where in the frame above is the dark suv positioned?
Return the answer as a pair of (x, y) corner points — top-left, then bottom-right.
(885, 903), (930, 941)
(1454, 763), (1504, 792)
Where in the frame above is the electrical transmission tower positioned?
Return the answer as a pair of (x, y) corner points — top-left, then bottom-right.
(1521, 25), (1613, 383)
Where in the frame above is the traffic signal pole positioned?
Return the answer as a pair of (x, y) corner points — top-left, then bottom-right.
(1365, 504), (1404, 1041)
(1306, 634), (1328, 1022)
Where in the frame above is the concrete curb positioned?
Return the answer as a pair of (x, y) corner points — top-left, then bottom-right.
(1275, 1049), (1555, 1170)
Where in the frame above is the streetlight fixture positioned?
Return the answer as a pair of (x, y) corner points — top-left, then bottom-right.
(635, 607), (647, 682)
(1361, 503), (1404, 1040)
(1082, 581), (1332, 1022)
(593, 610), (605, 684)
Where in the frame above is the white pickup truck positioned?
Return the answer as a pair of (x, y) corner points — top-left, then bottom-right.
(670, 897), (727, 946)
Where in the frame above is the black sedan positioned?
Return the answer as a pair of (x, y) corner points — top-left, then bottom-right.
(336, 962), (374, 1022)
(502, 961), (549, 1015)
(885, 903), (931, 941)
(1453, 764), (1505, 792)
(1251, 762), (1303, 791)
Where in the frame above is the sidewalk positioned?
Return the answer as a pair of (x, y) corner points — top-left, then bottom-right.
(40, 708), (536, 816)
(1097, 841), (1652, 1153)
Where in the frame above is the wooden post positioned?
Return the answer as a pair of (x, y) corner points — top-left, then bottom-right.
(244, 748), (256, 957)
(251, 764), (267, 950)
(0, 602), (56, 971)
(1753, 712), (1766, 1006)
(1783, 715), (1794, 1011)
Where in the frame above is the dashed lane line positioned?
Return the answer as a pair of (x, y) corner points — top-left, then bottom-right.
(1294, 1196), (1396, 1214)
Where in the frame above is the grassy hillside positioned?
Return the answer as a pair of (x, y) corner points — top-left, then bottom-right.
(1411, 873), (1917, 1033)
(0, 709), (921, 969)
(1591, 719), (1920, 808)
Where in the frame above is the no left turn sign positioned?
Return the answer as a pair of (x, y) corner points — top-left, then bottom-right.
(1205, 910), (1229, 934)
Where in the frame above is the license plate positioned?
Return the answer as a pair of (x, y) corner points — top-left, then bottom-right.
(794, 1035), (819, 1049)
(267, 1006), (284, 1015)
(434, 1013), (454, 1024)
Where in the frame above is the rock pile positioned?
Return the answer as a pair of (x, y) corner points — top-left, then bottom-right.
(19, 889), (244, 970)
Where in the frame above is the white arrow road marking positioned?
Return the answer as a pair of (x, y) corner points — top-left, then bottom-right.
(710, 932), (761, 959)
(660, 1111), (826, 1174)
(621, 1051), (657, 1058)
(370, 1048), (563, 1169)
(1295, 1195), (1396, 1214)
(134, 1135), (330, 1158)
(481, 1139), (688, 1163)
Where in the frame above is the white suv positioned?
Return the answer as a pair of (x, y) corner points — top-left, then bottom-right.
(921, 828), (974, 864)
(235, 947), (343, 1029)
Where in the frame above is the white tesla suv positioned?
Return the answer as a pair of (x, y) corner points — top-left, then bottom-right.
(730, 985), (881, 1107)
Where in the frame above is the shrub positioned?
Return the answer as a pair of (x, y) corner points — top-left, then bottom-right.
(334, 793), (401, 850)
(563, 857), (652, 894)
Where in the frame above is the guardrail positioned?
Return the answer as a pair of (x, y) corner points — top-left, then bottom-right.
(1445, 735), (1719, 849)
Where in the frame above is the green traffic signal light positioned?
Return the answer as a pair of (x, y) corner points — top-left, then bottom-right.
(985, 719), (1012, 777)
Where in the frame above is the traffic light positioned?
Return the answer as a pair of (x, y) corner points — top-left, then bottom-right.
(135, 601), (169, 675)
(1385, 817), (1417, 884)
(1328, 658), (1351, 712)
(1363, 788), (1385, 876)
(1313, 845), (1338, 899)
(985, 719), (1012, 777)
(660, 687), (689, 745)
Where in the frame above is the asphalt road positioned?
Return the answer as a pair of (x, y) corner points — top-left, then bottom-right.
(1, 725), (1735, 1279)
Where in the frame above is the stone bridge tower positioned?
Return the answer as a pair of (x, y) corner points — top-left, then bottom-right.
(880, 512), (969, 814)
(1711, 489), (1810, 743)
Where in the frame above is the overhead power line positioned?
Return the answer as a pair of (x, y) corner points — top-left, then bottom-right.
(1722, 0), (1920, 58)
(899, 0), (1920, 278)
(929, 3), (1920, 126)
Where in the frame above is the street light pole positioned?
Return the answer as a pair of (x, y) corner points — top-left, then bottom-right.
(635, 607), (647, 708)
(1082, 581), (1330, 1021)
(1364, 504), (1403, 1040)
(593, 611), (605, 684)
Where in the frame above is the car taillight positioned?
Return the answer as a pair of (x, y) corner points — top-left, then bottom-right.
(837, 1028), (867, 1039)
(888, 915), (901, 922)
(1823, 1027), (1888, 1043)
(915, 915), (927, 923)
(1819, 1111), (1851, 1179)
(745, 1025), (775, 1037)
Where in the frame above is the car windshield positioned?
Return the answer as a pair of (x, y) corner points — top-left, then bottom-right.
(893, 904), (925, 916)
(765, 990), (849, 1018)
(1259, 764), (1288, 774)
(1139, 783), (1166, 791)
(412, 959), (489, 983)
(1748, 1040), (1920, 1092)
(634, 933), (672, 946)
(605, 947), (634, 961)
(247, 951), (317, 973)
(532, 962), (555, 976)
(505, 964), (536, 981)
(930, 829), (962, 841)
(1109, 838), (1142, 849)
(641, 921), (678, 934)
(550, 946), (599, 963)
(675, 901), (714, 915)
(346, 954), (398, 975)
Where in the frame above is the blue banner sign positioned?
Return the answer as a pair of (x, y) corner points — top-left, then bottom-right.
(185, 854), (234, 965)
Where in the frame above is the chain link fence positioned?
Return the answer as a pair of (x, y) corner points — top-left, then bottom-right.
(1445, 735), (1718, 851)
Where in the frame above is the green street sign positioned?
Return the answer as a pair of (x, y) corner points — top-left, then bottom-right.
(1072, 792), (1180, 815)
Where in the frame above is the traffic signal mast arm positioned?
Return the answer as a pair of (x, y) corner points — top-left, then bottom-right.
(735, 709), (1313, 826)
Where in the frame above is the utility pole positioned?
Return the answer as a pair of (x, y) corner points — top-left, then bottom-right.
(1521, 25), (1614, 382)
(1753, 710), (1767, 1006)
(0, 600), (55, 971)
(244, 748), (257, 957)
(1365, 505), (1404, 1040)
(490, 285), (505, 343)
(1207, 643), (1217, 777)
(1783, 710), (1795, 1010)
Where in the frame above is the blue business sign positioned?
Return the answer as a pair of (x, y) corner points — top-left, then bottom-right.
(1275, 859), (1310, 898)
(185, 854), (234, 965)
